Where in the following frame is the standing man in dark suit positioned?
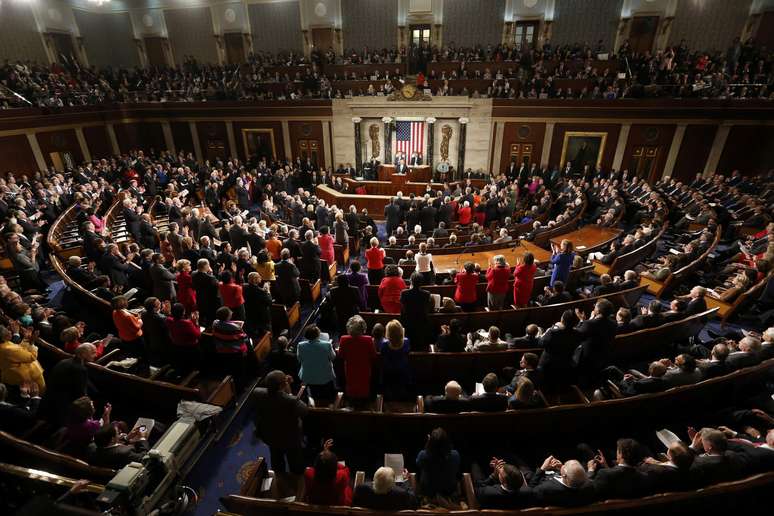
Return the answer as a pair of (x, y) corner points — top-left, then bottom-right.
(506, 158), (518, 182)
(275, 248), (301, 306)
(43, 343), (97, 425)
(384, 199), (402, 236)
(400, 272), (433, 351)
(410, 152), (423, 166)
(419, 202), (437, 234)
(149, 253), (177, 302)
(191, 258), (220, 326)
(251, 370), (308, 474)
(574, 299), (618, 386)
(299, 230), (322, 281)
(396, 158), (409, 175)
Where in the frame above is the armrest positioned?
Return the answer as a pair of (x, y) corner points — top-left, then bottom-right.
(416, 395), (425, 414)
(354, 471), (365, 488)
(606, 380), (624, 399)
(429, 344), (437, 353)
(375, 394), (384, 413)
(536, 390), (550, 408)
(295, 474), (306, 502)
(180, 370), (200, 388)
(408, 472), (417, 493)
(462, 472), (478, 510)
(96, 348), (122, 365)
(570, 385), (591, 405)
(333, 391), (344, 409)
(204, 375), (236, 406)
(296, 385), (306, 400)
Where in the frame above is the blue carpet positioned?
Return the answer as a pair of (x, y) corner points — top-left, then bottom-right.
(185, 407), (270, 515)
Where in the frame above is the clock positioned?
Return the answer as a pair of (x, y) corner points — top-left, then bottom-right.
(401, 84), (417, 99)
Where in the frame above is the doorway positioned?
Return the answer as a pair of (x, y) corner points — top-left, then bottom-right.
(629, 146), (659, 183)
(409, 24), (431, 74)
(629, 16), (659, 54)
(509, 143), (534, 169)
(144, 37), (168, 67)
(311, 27), (334, 53)
(50, 32), (77, 65)
(514, 21), (539, 51)
(224, 33), (246, 64)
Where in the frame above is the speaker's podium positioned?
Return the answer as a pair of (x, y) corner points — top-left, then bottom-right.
(377, 164), (432, 182)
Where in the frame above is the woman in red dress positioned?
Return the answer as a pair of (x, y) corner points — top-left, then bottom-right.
(303, 440), (352, 506)
(378, 265), (407, 313)
(454, 261), (480, 311)
(513, 252), (537, 308)
(176, 259), (197, 314)
(317, 226), (335, 265)
(458, 201), (472, 225)
(337, 315), (377, 400)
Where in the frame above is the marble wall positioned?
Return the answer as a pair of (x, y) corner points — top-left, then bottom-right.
(332, 96), (493, 173)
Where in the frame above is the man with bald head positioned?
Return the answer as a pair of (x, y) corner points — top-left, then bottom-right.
(423, 380), (469, 414)
(529, 456), (594, 506)
(43, 343), (97, 424)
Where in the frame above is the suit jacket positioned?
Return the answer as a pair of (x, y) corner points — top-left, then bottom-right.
(409, 155), (423, 166)
(384, 204), (402, 229)
(620, 375), (666, 396)
(475, 476), (533, 509)
(726, 351), (760, 371)
(630, 313), (664, 331)
(468, 392), (508, 412)
(43, 358), (90, 424)
(89, 439), (150, 470)
(423, 395), (470, 414)
(275, 259), (301, 302)
(574, 316), (617, 376)
(400, 287), (432, 327)
(229, 225), (249, 250)
(529, 470), (595, 507)
(251, 387), (308, 449)
(686, 297), (708, 315)
(150, 263), (177, 301)
(139, 220), (157, 249)
(191, 271), (220, 316)
(590, 465), (651, 499)
(638, 462), (692, 492)
(352, 484), (417, 510)
(689, 452), (744, 487)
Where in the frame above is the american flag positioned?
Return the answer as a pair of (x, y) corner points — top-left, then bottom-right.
(395, 120), (424, 157)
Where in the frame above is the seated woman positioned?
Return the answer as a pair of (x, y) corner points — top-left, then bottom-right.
(379, 320), (412, 400)
(415, 427), (461, 502)
(507, 377), (541, 410)
(65, 395), (111, 451)
(303, 439), (352, 506)
(59, 326), (107, 358)
(438, 296), (462, 313)
(710, 272), (751, 303)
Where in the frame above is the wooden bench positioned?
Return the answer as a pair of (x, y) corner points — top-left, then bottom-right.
(301, 358), (774, 445)
(641, 225), (721, 298)
(359, 284), (647, 337)
(36, 338), (236, 423)
(271, 302), (301, 333)
(222, 460), (774, 515)
(593, 221), (667, 278)
(706, 272), (772, 327)
(0, 431), (116, 483)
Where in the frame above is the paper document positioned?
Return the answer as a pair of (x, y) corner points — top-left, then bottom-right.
(576, 245), (587, 250)
(385, 454), (406, 482)
(261, 477), (273, 492)
(475, 383), (485, 395)
(132, 417), (155, 434)
(656, 429), (681, 449)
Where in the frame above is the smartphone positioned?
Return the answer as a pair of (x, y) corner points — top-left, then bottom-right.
(138, 425), (147, 432)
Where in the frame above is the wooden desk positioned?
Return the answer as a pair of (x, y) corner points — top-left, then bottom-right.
(430, 240), (552, 272)
(550, 225), (622, 255)
(378, 164), (432, 182)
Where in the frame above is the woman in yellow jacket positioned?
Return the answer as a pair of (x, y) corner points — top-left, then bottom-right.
(0, 325), (45, 393)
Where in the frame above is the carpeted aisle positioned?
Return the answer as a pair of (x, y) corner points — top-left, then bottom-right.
(185, 396), (269, 515)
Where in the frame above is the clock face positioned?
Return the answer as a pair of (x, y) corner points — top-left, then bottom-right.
(401, 84), (417, 98)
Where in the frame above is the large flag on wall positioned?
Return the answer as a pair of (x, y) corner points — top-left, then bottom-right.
(395, 120), (425, 157)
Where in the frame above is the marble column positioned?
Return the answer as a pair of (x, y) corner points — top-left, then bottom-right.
(426, 117), (436, 169)
(353, 117), (363, 172)
(457, 117), (469, 179)
(383, 117), (393, 164)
